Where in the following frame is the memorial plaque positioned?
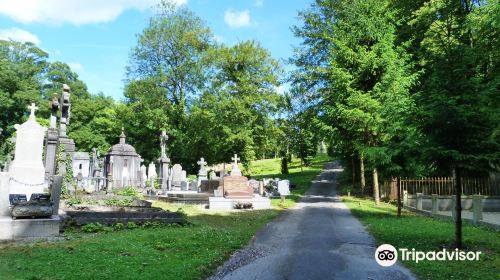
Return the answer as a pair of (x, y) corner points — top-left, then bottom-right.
(9, 194), (27, 205)
(223, 176), (253, 199)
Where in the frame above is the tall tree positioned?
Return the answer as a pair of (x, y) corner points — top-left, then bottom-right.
(291, 0), (416, 204)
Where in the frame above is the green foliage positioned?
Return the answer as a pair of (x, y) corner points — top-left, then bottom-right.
(281, 157), (289, 174)
(55, 145), (75, 197)
(113, 186), (139, 197)
(343, 196), (499, 279)
(103, 197), (134, 207)
(81, 222), (105, 233)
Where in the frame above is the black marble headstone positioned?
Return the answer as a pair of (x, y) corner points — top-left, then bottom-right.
(30, 193), (51, 202)
(9, 194), (27, 205)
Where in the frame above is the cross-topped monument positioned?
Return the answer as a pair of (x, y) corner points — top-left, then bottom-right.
(160, 130), (168, 158)
(28, 103), (39, 119)
(197, 157), (207, 176)
(230, 154), (242, 176)
(231, 154), (240, 165)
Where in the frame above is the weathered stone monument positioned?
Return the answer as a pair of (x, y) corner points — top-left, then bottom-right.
(197, 157), (208, 187)
(209, 154), (270, 209)
(147, 162), (157, 188)
(44, 94), (59, 179)
(230, 154), (242, 176)
(171, 164), (183, 189)
(0, 104), (63, 240)
(158, 131), (170, 190)
(104, 128), (142, 190)
(72, 152), (90, 178)
(8, 103), (47, 199)
(57, 84), (76, 153)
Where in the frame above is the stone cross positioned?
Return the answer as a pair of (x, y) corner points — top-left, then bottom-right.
(197, 157), (207, 176)
(160, 130), (168, 158)
(231, 154), (240, 165)
(50, 93), (59, 128)
(28, 103), (39, 119)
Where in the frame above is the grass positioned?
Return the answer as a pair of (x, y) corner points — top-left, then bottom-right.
(0, 155), (331, 280)
(342, 196), (500, 280)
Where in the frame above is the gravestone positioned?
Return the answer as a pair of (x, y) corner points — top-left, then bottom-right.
(200, 180), (220, 194)
(197, 157), (208, 186)
(148, 162), (157, 188)
(44, 94), (59, 179)
(9, 103), (47, 200)
(223, 176), (253, 199)
(158, 131), (170, 190)
(104, 129), (142, 190)
(58, 84), (76, 153)
(230, 154), (242, 176)
(278, 180), (291, 196)
(181, 170), (187, 182)
(171, 164), (183, 187)
(140, 165), (147, 187)
(249, 179), (260, 193)
(72, 152), (90, 178)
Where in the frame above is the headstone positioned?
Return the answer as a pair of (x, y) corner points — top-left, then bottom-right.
(197, 157), (208, 186)
(181, 170), (187, 182)
(278, 180), (290, 196)
(8, 103), (47, 200)
(58, 84), (76, 153)
(200, 180), (220, 194)
(249, 179), (260, 193)
(223, 176), (252, 199)
(158, 131), (171, 190)
(72, 152), (90, 178)
(171, 164), (183, 187)
(230, 154), (242, 176)
(181, 181), (189, 191)
(147, 163), (157, 180)
(44, 94), (59, 179)
(140, 165), (147, 187)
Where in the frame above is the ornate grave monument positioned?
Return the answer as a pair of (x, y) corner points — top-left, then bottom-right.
(104, 128), (142, 190)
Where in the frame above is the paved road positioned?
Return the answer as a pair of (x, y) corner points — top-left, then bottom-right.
(211, 162), (416, 280)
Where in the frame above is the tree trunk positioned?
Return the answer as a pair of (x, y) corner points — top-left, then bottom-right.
(351, 156), (355, 190)
(360, 153), (365, 195)
(454, 166), (462, 249)
(397, 177), (401, 217)
(373, 168), (380, 205)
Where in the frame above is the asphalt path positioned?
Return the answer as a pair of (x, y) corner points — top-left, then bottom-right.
(211, 162), (416, 280)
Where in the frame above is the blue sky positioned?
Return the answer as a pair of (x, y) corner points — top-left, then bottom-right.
(0, 0), (312, 100)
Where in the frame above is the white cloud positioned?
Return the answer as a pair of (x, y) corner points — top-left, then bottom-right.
(254, 0), (264, 7)
(0, 27), (40, 45)
(224, 9), (252, 28)
(0, 0), (186, 25)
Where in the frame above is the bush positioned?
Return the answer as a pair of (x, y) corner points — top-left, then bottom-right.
(104, 197), (134, 207)
(127, 222), (138, 229)
(114, 187), (139, 197)
(81, 222), (104, 233)
(113, 223), (125, 231)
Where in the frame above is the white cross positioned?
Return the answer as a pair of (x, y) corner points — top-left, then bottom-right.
(27, 103), (39, 118)
(231, 154), (240, 165)
(197, 157), (207, 167)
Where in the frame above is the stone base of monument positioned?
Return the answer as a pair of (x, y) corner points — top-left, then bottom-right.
(0, 216), (60, 240)
(209, 195), (271, 210)
(157, 191), (210, 204)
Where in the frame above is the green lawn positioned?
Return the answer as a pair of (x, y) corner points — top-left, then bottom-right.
(342, 196), (500, 280)
(0, 155), (331, 280)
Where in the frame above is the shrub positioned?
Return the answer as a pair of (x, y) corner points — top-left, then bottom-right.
(127, 222), (138, 229)
(81, 222), (104, 233)
(113, 223), (125, 231)
(114, 187), (139, 197)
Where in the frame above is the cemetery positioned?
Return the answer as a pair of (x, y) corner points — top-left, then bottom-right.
(0, 0), (498, 279)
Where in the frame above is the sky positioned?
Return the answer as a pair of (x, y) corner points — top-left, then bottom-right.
(0, 0), (312, 100)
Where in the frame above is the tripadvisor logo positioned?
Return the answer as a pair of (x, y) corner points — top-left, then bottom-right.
(375, 244), (482, 266)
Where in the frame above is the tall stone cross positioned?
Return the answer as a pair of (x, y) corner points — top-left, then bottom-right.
(197, 157), (207, 176)
(231, 154), (240, 165)
(160, 130), (168, 158)
(28, 103), (39, 119)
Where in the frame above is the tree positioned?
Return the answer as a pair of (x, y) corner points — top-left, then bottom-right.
(186, 41), (283, 172)
(291, 0), (416, 204)
(405, 0), (499, 248)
